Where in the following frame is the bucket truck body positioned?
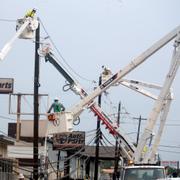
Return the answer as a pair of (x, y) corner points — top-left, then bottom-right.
(120, 165), (166, 180)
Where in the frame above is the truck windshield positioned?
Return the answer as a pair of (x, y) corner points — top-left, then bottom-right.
(124, 168), (165, 180)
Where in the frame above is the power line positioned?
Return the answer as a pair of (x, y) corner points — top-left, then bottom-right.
(0, 159), (33, 173)
(39, 18), (96, 84)
(158, 149), (180, 154)
(101, 132), (115, 146)
(46, 134), (99, 177)
(0, 115), (16, 121)
(159, 144), (180, 149)
(0, 130), (100, 171)
(0, 18), (16, 22)
(50, 130), (101, 165)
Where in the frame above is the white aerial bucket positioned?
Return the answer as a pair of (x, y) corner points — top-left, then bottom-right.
(46, 111), (74, 136)
(16, 18), (38, 39)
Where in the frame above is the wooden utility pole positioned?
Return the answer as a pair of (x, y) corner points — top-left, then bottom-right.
(16, 93), (21, 141)
(33, 22), (40, 180)
(94, 75), (102, 180)
(113, 102), (121, 180)
(136, 115), (142, 145)
(64, 152), (70, 179)
(57, 151), (61, 179)
(133, 116), (147, 146)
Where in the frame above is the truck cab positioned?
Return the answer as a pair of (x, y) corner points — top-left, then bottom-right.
(120, 165), (166, 180)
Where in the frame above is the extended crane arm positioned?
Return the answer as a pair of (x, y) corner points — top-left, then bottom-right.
(43, 25), (180, 163)
(134, 32), (180, 163)
(119, 79), (162, 90)
(45, 52), (75, 85)
(120, 81), (158, 100)
(70, 26), (180, 117)
(147, 92), (173, 163)
(42, 48), (136, 160)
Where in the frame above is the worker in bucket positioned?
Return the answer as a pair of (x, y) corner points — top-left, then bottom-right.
(25, 8), (36, 18)
(47, 97), (65, 113)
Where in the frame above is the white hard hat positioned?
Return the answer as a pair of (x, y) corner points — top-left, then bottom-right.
(54, 97), (59, 101)
(18, 173), (24, 179)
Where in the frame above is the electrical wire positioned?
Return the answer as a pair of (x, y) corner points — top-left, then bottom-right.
(39, 18), (96, 84)
(0, 129), (41, 149)
(159, 144), (180, 149)
(0, 115), (16, 121)
(48, 153), (90, 179)
(14, 17), (139, 152)
(22, 95), (33, 112)
(45, 128), (100, 153)
(45, 133), (99, 174)
(47, 157), (57, 176)
(0, 18), (16, 22)
(61, 156), (90, 179)
(0, 159), (33, 173)
(158, 149), (180, 154)
(101, 132), (115, 146)
(48, 141), (92, 177)
(0, 127), (99, 157)
(45, 130), (101, 166)
(100, 141), (115, 155)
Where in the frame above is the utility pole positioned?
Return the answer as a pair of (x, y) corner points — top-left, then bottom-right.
(64, 151), (70, 179)
(177, 161), (180, 176)
(94, 75), (102, 180)
(133, 116), (147, 146)
(33, 22), (40, 180)
(57, 151), (60, 179)
(16, 93), (21, 141)
(113, 102), (121, 180)
(136, 115), (142, 146)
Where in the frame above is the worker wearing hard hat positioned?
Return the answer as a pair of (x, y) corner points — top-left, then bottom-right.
(25, 8), (36, 18)
(47, 97), (65, 113)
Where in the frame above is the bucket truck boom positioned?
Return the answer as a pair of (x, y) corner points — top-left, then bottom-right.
(134, 32), (180, 164)
(0, 9), (38, 61)
(42, 25), (180, 164)
(41, 48), (135, 161)
(41, 46), (166, 162)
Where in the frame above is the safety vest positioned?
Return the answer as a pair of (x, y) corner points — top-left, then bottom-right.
(53, 102), (63, 112)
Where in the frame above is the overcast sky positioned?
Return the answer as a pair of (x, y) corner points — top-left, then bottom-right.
(0, 0), (180, 162)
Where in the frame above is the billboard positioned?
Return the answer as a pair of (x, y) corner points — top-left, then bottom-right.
(0, 78), (14, 94)
(53, 131), (85, 150)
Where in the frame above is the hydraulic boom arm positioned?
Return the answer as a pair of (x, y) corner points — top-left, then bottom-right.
(69, 26), (180, 117)
(134, 32), (180, 163)
(43, 25), (180, 163)
(42, 49), (135, 161)
(0, 11), (38, 61)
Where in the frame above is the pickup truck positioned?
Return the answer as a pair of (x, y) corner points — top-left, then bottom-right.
(120, 165), (167, 180)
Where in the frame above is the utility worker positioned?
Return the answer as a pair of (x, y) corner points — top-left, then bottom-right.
(25, 8), (36, 18)
(47, 97), (65, 113)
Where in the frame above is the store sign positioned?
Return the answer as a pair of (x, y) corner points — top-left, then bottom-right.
(0, 78), (14, 94)
(53, 131), (85, 150)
